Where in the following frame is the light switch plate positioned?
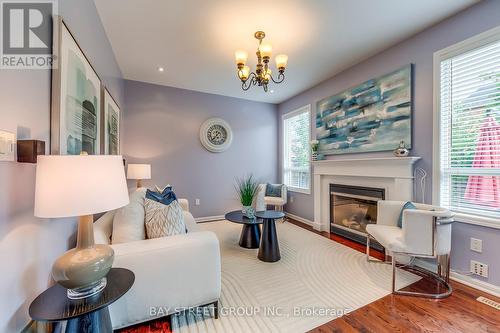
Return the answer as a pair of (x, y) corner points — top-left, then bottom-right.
(470, 238), (483, 253)
(0, 130), (15, 161)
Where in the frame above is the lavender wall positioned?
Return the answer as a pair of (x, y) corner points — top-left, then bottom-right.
(278, 0), (500, 288)
(123, 80), (278, 218)
(0, 1), (124, 331)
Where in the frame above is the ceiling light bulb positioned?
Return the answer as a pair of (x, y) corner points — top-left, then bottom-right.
(239, 65), (250, 81)
(270, 90), (274, 93)
(260, 43), (272, 58)
(264, 69), (272, 81)
(234, 50), (248, 65)
(275, 54), (288, 69)
(158, 67), (164, 72)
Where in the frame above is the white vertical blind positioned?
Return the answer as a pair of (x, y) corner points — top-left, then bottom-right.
(283, 106), (311, 192)
(439, 38), (500, 219)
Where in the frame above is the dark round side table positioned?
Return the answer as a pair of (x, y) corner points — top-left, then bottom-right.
(255, 210), (284, 262)
(29, 268), (134, 333)
(225, 210), (263, 248)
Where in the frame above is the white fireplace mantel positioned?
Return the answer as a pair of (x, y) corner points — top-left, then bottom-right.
(312, 157), (421, 231)
(312, 157), (421, 178)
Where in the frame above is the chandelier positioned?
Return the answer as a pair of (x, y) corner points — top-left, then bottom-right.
(234, 31), (288, 92)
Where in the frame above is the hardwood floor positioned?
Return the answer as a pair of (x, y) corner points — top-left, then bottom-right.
(310, 281), (500, 333)
(286, 218), (500, 333)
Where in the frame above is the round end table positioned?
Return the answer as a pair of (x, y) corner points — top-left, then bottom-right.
(225, 210), (263, 248)
(29, 268), (134, 332)
(255, 210), (284, 262)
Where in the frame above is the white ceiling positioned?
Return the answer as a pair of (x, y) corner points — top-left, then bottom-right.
(94, 0), (478, 104)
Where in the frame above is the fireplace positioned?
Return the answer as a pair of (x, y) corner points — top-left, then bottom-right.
(330, 184), (385, 251)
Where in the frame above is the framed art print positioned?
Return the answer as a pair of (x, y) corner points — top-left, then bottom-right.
(101, 88), (120, 155)
(316, 65), (412, 155)
(51, 17), (101, 155)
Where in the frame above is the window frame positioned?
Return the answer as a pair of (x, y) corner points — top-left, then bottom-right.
(433, 25), (500, 229)
(282, 104), (312, 195)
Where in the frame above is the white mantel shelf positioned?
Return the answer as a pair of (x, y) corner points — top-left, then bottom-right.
(311, 156), (421, 164)
(312, 156), (421, 231)
(312, 157), (421, 179)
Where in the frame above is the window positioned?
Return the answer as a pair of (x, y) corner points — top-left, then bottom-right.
(435, 27), (500, 223)
(283, 105), (311, 194)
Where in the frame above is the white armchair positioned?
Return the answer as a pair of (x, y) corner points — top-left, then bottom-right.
(259, 183), (287, 213)
(366, 200), (454, 298)
(94, 198), (221, 329)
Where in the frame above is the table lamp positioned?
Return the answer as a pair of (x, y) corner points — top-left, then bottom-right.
(127, 163), (151, 188)
(34, 155), (129, 299)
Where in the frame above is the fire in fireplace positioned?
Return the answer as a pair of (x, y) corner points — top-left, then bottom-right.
(330, 184), (385, 251)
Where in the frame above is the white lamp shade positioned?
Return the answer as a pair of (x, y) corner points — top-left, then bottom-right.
(34, 155), (130, 218)
(127, 164), (151, 180)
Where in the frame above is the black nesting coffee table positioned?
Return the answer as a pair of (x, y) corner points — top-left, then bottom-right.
(225, 210), (263, 249)
(29, 268), (134, 332)
(255, 210), (284, 263)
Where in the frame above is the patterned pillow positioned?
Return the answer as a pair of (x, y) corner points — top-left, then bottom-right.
(265, 183), (282, 197)
(144, 198), (186, 239)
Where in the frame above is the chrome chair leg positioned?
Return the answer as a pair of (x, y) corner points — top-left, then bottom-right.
(391, 251), (452, 299)
(392, 254), (396, 293)
(445, 253), (451, 283)
(437, 254), (442, 277)
(437, 253), (451, 283)
(366, 234), (387, 263)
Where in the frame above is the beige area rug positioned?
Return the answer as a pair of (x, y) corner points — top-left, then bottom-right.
(172, 220), (419, 333)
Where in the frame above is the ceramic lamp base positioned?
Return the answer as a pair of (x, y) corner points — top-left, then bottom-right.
(67, 277), (107, 299)
(51, 215), (114, 299)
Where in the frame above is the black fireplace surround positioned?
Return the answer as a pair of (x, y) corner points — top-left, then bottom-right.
(330, 184), (385, 251)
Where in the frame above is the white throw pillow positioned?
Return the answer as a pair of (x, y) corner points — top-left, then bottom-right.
(144, 198), (186, 239)
(112, 188), (147, 244)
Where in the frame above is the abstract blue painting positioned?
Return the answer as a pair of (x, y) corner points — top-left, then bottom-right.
(316, 65), (412, 155)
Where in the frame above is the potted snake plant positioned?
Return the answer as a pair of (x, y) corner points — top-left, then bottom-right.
(235, 175), (259, 218)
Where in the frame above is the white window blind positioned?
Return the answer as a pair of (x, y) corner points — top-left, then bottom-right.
(439, 38), (500, 219)
(283, 105), (311, 193)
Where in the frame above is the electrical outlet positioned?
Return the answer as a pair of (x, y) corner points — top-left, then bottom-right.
(290, 196), (294, 203)
(195, 198), (200, 206)
(470, 238), (483, 253)
(470, 260), (488, 278)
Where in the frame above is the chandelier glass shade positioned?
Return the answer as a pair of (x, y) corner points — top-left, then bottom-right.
(234, 31), (288, 92)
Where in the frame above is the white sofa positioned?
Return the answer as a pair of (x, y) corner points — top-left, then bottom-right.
(94, 198), (221, 329)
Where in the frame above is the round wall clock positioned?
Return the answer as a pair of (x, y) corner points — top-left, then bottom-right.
(199, 118), (233, 153)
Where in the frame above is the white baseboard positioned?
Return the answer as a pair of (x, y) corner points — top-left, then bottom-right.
(195, 215), (225, 223)
(450, 272), (500, 298)
(414, 258), (500, 298)
(285, 212), (322, 230)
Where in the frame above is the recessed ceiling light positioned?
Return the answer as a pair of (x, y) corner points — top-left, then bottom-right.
(158, 67), (165, 72)
(270, 90), (274, 93)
